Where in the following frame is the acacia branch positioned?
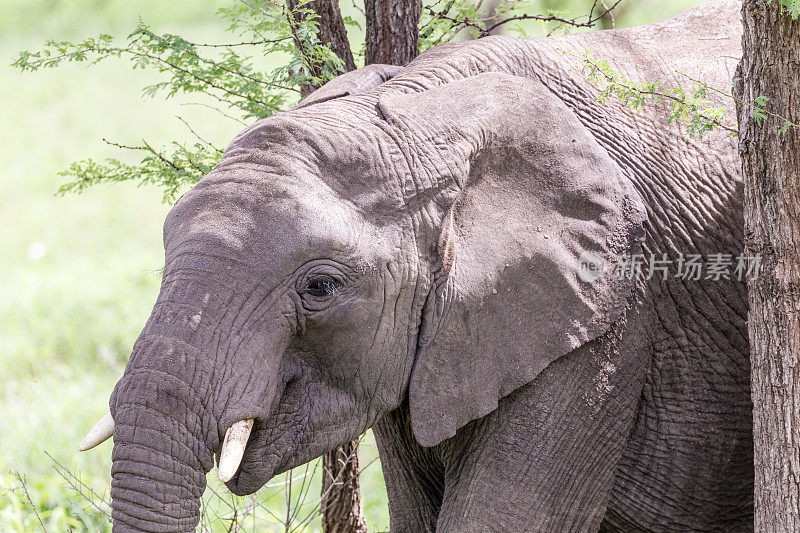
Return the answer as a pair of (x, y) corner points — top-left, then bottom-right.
(176, 116), (223, 152)
(185, 37), (292, 47)
(426, 0), (625, 38)
(181, 102), (248, 125)
(306, 0), (356, 72)
(483, 0), (624, 35)
(682, 72), (800, 132)
(46, 452), (112, 520)
(284, 0), (355, 94)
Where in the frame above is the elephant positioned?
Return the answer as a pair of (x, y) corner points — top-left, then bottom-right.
(79, 1), (753, 531)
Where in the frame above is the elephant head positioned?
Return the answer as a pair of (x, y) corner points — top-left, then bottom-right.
(80, 69), (645, 531)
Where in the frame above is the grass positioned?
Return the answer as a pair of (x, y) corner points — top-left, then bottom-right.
(0, 0), (709, 530)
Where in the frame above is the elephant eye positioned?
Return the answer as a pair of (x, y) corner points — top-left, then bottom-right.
(303, 275), (338, 298)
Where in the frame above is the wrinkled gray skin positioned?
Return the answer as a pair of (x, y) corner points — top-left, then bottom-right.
(108, 2), (752, 531)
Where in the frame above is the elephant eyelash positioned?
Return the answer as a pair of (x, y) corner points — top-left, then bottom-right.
(301, 274), (339, 298)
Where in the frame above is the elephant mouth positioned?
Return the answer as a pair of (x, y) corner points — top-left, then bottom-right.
(220, 415), (307, 495)
(216, 369), (356, 496)
(218, 375), (307, 495)
(221, 419), (272, 495)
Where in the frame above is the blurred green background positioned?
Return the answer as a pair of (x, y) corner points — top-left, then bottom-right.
(0, 0), (712, 530)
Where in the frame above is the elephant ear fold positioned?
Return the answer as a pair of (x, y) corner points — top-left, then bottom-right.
(378, 72), (647, 447)
(295, 64), (403, 108)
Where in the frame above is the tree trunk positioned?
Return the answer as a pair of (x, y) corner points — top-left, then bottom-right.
(308, 0), (357, 72)
(320, 441), (368, 533)
(365, 0), (422, 66)
(287, 0), (356, 95)
(284, 4), (368, 530)
(737, 1), (800, 531)
(310, 3), (421, 527)
(291, 3), (422, 530)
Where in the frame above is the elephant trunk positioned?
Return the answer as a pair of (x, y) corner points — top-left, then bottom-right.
(109, 328), (219, 531)
(105, 270), (288, 530)
(110, 404), (210, 531)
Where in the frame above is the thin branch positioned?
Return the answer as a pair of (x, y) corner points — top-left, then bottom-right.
(251, 490), (289, 524)
(180, 102), (248, 125)
(143, 140), (184, 171)
(681, 71), (800, 131)
(101, 137), (188, 173)
(11, 473), (47, 532)
(638, 87), (737, 134)
(175, 116), (224, 152)
(234, 495), (259, 531)
(46, 452), (112, 520)
(141, 30), (298, 91)
(600, 0), (616, 29)
(225, 500), (238, 533)
(179, 146), (208, 173)
(238, 473), (295, 522)
(419, 0), (457, 34)
(576, 55), (738, 135)
(425, 0), (625, 39)
(482, 0), (624, 36)
(29, 44), (287, 101)
(101, 138), (151, 152)
(185, 37), (292, 47)
(284, 470), (293, 532)
(424, 5), (483, 35)
(288, 462), (310, 525)
(205, 485), (237, 512)
(264, 470), (319, 489)
(351, 0), (365, 16)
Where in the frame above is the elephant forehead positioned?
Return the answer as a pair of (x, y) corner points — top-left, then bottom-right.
(164, 175), (367, 272)
(220, 110), (408, 212)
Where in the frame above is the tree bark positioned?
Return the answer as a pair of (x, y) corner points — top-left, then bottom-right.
(317, 6), (424, 533)
(308, 0), (357, 72)
(320, 441), (368, 533)
(287, 0), (356, 94)
(737, 1), (800, 531)
(365, 0), (422, 66)
(284, 4), (367, 530)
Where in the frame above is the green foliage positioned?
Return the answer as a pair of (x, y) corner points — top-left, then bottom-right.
(218, 1), (348, 88)
(12, 0), (699, 204)
(771, 0), (800, 19)
(419, 1), (484, 50)
(12, 0), (350, 203)
(577, 51), (734, 137)
(57, 138), (223, 203)
(419, 0), (604, 51)
(752, 95), (770, 125)
(578, 52), (800, 138)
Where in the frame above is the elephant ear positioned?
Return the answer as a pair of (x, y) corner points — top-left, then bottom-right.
(377, 72), (647, 447)
(295, 64), (403, 108)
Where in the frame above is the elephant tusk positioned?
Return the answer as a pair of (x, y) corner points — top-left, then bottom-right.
(218, 419), (254, 483)
(78, 412), (115, 451)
